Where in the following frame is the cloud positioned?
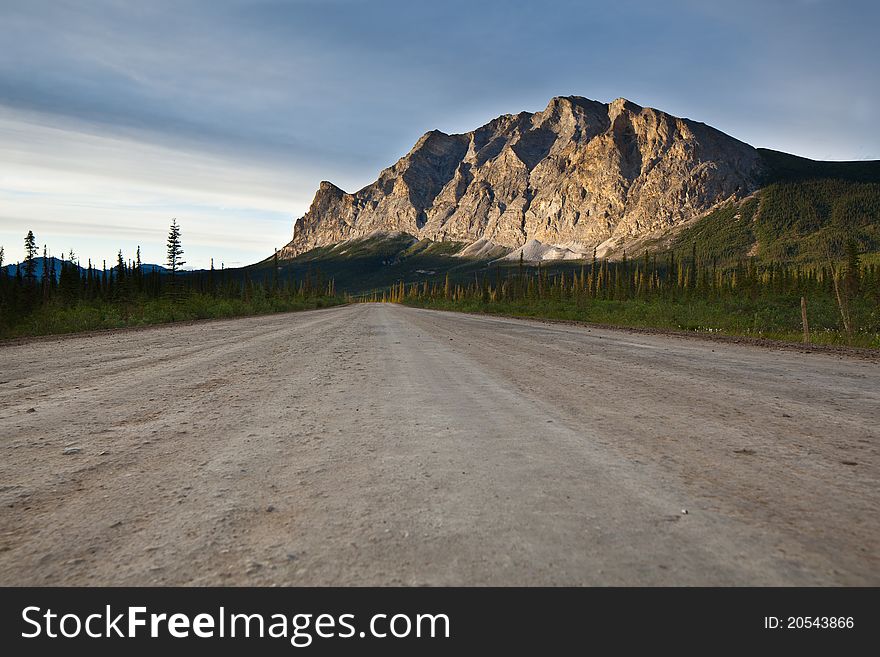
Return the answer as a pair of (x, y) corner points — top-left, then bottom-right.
(0, 110), (300, 268)
(0, 0), (877, 268)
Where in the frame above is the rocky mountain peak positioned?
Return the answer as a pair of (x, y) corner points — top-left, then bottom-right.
(318, 180), (343, 193)
(281, 96), (765, 260)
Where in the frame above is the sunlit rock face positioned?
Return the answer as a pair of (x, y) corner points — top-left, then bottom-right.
(280, 96), (763, 259)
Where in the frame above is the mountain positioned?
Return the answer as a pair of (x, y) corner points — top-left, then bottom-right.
(280, 96), (776, 260)
(140, 264), (170, 274)
(3, 257), (65, 280)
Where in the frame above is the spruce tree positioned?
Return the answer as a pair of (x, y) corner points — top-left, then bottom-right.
(590, 246), (598, 297)
(41, 245), (50, 300)
(49, 250), (57, 290)
(0, 246), (5, 305)
(59, 251), (80, 304)
(23, 230), (38, 283)
(86, 260), (94, 299)
(166, 218), (185, 278)
(134, 246), (143, 294)
(844, 238), (861, 298)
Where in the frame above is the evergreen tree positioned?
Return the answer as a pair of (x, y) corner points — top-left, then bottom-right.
(23, 230), (38, 283)
(59, 251), (80, 304)
(0, 245), (5, 304)
(166, 218), (185, 278)
(49, 250), (57, 289)
(41, 245), (51, 301)
(133, 246), (143, 293)
(844, 238), (861, 298)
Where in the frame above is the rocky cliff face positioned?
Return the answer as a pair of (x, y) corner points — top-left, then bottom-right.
(281, 96), (765, 259)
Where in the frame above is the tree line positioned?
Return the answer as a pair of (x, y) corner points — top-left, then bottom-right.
(0, 220), (338, 337)
(375, 240), (879, 344)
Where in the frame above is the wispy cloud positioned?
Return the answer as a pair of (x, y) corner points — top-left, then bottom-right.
(0, 110), (300, 267)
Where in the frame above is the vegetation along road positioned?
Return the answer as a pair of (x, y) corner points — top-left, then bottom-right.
(1, 303), (877, 585)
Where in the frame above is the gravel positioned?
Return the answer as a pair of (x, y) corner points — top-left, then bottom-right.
(0, 303), (876, 585)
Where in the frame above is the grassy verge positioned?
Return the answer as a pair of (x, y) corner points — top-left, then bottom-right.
(0, 294), (346, 341)
(403, 296), (880, 349)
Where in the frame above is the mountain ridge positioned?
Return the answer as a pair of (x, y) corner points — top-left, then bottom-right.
(280, 95), (768, 260)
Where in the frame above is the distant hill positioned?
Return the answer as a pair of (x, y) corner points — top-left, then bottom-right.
(757, 148), (880, 184)
(658, 150), (880, 264)
(665, 176), (880, 264)
(139, 264), (170, 274)
(3, 258), (169, 280)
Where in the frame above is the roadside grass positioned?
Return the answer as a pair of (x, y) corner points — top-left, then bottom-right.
(403, 296), (880, 349)
(0, 293), (346, 340)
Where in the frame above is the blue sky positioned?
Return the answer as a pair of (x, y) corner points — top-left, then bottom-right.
(0, 0), (877, 268)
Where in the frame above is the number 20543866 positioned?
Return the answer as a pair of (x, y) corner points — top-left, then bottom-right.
(764, 617), (854, 629)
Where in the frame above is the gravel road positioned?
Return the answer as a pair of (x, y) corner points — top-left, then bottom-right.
(1, 303), (877, 585)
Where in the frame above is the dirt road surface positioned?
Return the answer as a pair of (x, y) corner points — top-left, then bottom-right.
(1, 303), (877, 585)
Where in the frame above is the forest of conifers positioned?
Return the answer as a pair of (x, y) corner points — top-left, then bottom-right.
(0, 231), (341, 339)
(385, 242), (879, 348)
